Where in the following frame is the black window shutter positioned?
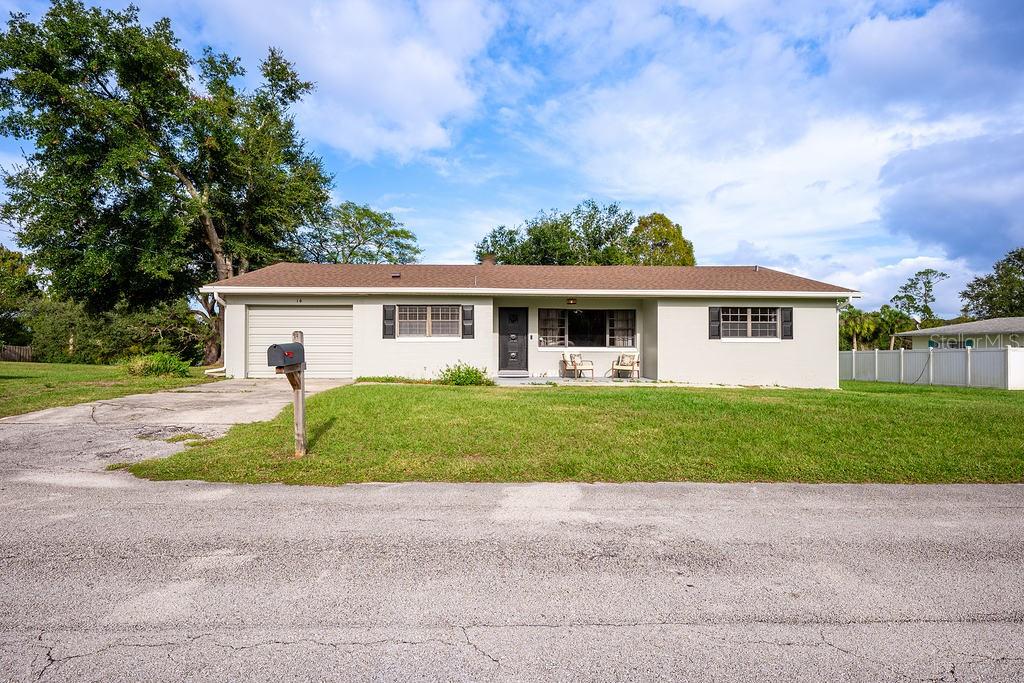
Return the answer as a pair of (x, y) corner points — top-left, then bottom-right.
(461, 305), (474, 339)
(781, 307), (793, 339)
(709, 307), (721, 339)
(382, 305), (396, 339)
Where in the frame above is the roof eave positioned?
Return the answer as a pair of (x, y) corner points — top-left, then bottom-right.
(199, 285), (860, 298)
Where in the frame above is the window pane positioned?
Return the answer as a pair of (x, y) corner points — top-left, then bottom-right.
(607, 310), (636, 347)
(567, 309), (607, 347)
(721, 307), (748, 337)
(539, 309), (567, 347)
(397, 305), (427, 337)
(430, 305), (461, 336)
(750, 307), (778, 338)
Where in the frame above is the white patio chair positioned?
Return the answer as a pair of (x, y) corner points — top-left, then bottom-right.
(612, 352), (640, 379)
(561, 352), (594, 378)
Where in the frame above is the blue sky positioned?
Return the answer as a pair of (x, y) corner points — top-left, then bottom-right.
(1, 0), (1022, 315)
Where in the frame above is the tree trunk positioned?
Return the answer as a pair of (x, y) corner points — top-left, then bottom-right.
(200, 293), (223, 366)
(204, 314), (223, 366)
(157, 146), (231, 364)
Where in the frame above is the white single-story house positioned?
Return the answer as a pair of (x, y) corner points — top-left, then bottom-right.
(200, 259), (858, 388)
(895, 317), (1024, 350)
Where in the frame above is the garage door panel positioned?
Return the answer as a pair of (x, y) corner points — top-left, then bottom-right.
(246, 306), (353, 378)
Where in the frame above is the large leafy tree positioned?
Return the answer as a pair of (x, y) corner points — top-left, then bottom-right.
(475, 200), (637, 265)
(0, 246), (40, 345)
(0, 1), (331, 360)
(960, 247), (1024, 319)
(628, 212), (696, 266)
(299, 202), (421, 264)
(890, 269), (949, 326)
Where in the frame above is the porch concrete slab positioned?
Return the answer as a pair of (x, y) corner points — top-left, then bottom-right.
(494, 376), (657, 387)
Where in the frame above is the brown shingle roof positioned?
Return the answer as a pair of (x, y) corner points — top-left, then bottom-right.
(206, 262), (854, 294)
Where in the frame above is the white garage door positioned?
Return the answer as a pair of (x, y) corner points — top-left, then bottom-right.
(246, 306), (353, 378)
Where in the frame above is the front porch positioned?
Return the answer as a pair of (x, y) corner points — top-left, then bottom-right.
(492, 296), (657, 380)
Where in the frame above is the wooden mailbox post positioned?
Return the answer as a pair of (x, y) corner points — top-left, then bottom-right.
(274, 330), (307, 458)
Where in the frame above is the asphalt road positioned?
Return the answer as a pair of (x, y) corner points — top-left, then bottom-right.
(0, 380), (1022, 681)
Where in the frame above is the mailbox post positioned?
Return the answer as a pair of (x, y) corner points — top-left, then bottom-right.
(268, 331), (306, 458)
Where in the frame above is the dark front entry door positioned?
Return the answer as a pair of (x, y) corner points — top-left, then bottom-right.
(498, 307), (528, 372)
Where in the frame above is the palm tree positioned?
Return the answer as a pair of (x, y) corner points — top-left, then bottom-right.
(840, 307), (879, 351)
(876, 304), (914, 349)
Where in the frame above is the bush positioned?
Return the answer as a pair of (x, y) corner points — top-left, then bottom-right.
(436, 362), (495, 386)
(123, 352), (191, 377)
(27, 298), (208, 365)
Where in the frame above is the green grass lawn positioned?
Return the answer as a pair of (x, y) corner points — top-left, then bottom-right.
(123, 380), (1024, 485)
(0, 361), (216, 418)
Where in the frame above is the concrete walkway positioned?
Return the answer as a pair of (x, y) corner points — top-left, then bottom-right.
(0, 380), (1022, 681)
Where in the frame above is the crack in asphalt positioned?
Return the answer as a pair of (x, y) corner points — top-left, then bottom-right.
(34, 632), (211, 681)
(453, 614), (1024, 629)
(16, 624), (1024, 680)
(28, 630), (502, 680)
(8, 613), (1022, 635)
(461, 626), (500, 667)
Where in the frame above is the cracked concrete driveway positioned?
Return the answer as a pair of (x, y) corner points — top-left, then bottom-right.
(1, 380), (1022, 681)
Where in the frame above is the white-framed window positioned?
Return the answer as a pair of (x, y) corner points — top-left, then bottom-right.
(538, 309), (636, 348)
(397, 304), (462, 337)
(607, 310), (636, 347)
(430, 305), (462, 336)
(721, 307), (778, 338)
(538, 308), (567, 347)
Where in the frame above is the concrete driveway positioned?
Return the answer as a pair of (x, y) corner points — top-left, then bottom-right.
(0, 377), (348, 476)
(0, 380), (1022, 681)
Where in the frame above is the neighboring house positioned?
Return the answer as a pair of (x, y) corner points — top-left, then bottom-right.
(200, 259), (858, 388)
(895, 317), (1024, 350)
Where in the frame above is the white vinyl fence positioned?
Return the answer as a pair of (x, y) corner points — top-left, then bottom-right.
(839, 348), (1024, 390)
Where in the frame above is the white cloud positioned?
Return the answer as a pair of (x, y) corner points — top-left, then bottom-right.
(150, 0), (503, 160)
(510, 0), (1018, 313)
(825, 3), (1014, 114)
(819, 255), (977, 318)
(408, 205), (529, 263)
